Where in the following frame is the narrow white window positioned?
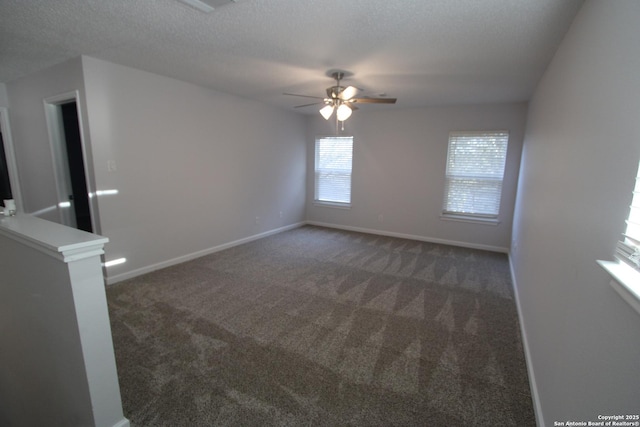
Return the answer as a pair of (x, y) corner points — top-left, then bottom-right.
(442, 131), (509, 222)
(616, 161), (640, 270)
(597, 161), (640, 315)
(314, 136), (353, 207)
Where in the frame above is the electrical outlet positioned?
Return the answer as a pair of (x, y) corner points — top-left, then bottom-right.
(378, 214), (384, 222)
(107, 160), (117, 172)
(255, 216), (260, 225)
(279, 211), (283, 218)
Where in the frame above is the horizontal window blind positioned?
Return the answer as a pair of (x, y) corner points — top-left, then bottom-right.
(617, 162), (640, 270)
(443, 131), (509, 218)
(315, 136), (353, 205)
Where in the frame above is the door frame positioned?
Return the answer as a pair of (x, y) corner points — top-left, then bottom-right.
(0, 107), (23, 213)
(43, 90), (97, 232)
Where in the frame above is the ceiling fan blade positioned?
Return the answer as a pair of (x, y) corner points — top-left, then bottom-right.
(339, 86), (359, 100)
(344, 102), (359, 111)
(283, 93), (326, 100)
(351, 97), (397, 104)
(294, 102), (323, 108)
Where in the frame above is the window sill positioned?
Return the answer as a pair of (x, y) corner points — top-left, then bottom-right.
(597, 260), (640, 316)
(440, 214), (500, 226)
(313, 201), (351, 210)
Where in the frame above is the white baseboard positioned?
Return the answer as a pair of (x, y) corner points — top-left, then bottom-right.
(105, 222), (306, 285)
(107, 220), (509, 285)
(508, 253), (544, 427)
(306, 221), (509, 253)
(112, 418), (131, 427)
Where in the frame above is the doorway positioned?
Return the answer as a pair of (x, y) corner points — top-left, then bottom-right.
(44, 92), (94, 232)
(60, 102), (92, 232)
(0, 108), (21, 212)
(0, 130), (12, 203)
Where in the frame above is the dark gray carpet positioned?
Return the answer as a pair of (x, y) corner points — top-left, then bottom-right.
(107, 225), (535, 426)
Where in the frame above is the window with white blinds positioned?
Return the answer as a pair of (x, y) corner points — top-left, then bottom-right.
(442, 131), (509, 220)
(616, 161), (640, 270)
(315, 136), (353, 206)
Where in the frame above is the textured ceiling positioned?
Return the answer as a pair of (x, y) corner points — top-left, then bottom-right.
(0, 0), (584, 113)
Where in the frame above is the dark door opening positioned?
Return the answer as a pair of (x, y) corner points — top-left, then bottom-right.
(60, 101), (93, 233)
(0, 130), (13, 206)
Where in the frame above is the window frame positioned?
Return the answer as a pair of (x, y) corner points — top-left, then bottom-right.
(616, 161), (640, 271)
(598, 160), (640, 316)
(441, 130), (509, 224)
(314, 135), (354, 208)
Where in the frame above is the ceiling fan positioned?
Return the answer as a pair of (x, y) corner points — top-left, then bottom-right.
(284, 71), (397, 123)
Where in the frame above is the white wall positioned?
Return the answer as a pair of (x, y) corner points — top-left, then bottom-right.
(511, 1), (640, 425)
(0, 83), (8, 107)
(306, 103), (527, 251)
(81, 57), (307, 281)
(5, 57), (90, 223)
(0, 215), (128, 427)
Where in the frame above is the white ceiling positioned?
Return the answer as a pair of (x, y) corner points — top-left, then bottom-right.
(0, 0), (584, 114)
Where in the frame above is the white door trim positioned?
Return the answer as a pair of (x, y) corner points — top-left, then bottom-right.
(0, 107), (23, 213)
(43, 90), (96, 232)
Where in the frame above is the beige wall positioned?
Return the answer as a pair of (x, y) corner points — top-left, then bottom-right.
(511, 1), (640, 424)
(0, 83), (7, 107)
(306, 103), (527, 251)
(82, 57), (307, 281)
(5, 56), (307, 282)
(5, 57), (88, 223)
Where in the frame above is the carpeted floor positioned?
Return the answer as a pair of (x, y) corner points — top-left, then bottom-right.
(106, 225), (535, 426)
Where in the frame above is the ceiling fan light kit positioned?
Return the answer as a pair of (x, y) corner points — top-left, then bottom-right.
(320, 104), (334, 120)
(284, 70), (397, 125)
(336, 104), (353, 121)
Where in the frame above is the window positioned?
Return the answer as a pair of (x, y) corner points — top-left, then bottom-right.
(442, 131), (509, 222)
(597, 161), (640, 316)
(616, 161), (640, 270)
(314, 136), (353, 207)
